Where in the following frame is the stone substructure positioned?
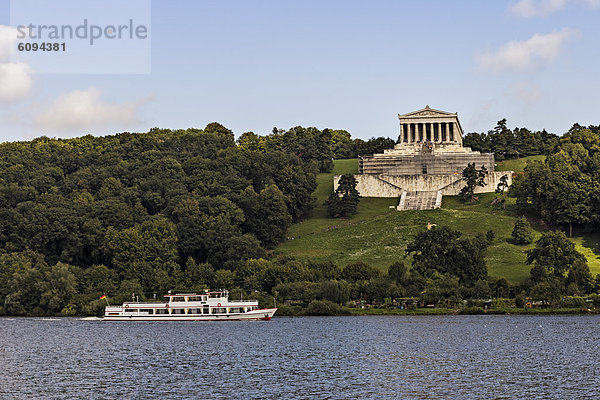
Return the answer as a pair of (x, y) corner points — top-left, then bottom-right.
(334, 106), (513, 211)
(359, 142), (494, 176)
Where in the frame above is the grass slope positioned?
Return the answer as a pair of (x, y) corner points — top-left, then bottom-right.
(496, 155), (545, 172)
(276, 157), (600, 284)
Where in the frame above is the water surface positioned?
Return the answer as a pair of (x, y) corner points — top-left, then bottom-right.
(1, 315), (598, 399)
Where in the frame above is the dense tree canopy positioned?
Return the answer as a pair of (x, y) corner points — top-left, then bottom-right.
(527, 231), (593, 295)
(0, 122), (407, 315)
(513, 124), (600, 233)
(237, 127), (397, 164)
(0, 125), (319, 313)
(463, 119), (559, 160)
(405, 226), (489, 286)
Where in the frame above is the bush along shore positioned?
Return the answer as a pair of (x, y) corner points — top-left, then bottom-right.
(277, 296), (600, 317)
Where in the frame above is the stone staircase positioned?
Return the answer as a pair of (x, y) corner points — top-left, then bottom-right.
(397, 190), (442, 211)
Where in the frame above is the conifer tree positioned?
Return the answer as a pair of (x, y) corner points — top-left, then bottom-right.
(511, 216), (533, 245)
(325, 174), (360, 218)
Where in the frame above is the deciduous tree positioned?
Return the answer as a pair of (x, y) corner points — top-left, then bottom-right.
(459, 163), (487, 202)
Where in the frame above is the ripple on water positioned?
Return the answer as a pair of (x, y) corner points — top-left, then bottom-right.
(0, 315), (599, 399)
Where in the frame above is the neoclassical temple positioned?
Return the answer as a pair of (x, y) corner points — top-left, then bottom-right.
(397, 106), (463, 145)
(336, 106), (511, 210)
(359, 106), (493, 176)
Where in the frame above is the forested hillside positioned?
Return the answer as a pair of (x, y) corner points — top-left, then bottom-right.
(2, 120), (599, 316)
(0, 124), (316, 314)
(0, 123), (404, 315)
(513, 123), (600, 233)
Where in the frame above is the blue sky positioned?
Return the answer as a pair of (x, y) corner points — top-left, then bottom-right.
(0, 0), (599, 142)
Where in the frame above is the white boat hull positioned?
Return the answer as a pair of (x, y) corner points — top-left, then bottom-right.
(103, 308), (277, 322)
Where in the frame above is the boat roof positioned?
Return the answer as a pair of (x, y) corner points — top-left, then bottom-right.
(163, 291), (228, 297)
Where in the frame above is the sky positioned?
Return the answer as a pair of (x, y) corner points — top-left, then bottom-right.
(0, 0), (599, 142)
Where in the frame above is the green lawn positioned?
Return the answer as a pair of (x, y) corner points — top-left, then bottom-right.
(496, 155), (545, 172)
(276, 156), (600, 285)
(288, 159), (398, 238)
(572, 234), (600, 276)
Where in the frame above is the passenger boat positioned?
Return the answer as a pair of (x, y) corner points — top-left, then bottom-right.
(103, 290), (277, 321)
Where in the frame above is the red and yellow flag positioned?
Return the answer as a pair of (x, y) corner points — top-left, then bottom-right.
(99, 294), (106, 300)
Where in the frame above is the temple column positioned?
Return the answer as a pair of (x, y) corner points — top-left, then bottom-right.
(399, 123), (404, 142)
(437, 122), (441, 142)
(450, 122), (455, 142)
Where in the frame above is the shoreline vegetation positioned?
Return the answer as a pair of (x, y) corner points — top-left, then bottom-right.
(274, 296), (600, 317)
(344, 307), (599, 316)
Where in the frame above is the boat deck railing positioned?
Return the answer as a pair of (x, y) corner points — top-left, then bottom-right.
(116, 299), (258, 306)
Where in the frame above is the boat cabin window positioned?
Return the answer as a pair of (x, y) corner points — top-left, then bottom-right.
(211, 307), (226, 314)
(171, 309), (185, 314)
(189, 296), (202, 302)
(155, 309), (169, 314)
(171, 296), (185, 302)
(124, 308), (138, 312)
(140, 309), (154, 314)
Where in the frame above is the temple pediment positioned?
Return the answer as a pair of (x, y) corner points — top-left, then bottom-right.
(398, 105), (456, 118)
(397, 106), (464, 145)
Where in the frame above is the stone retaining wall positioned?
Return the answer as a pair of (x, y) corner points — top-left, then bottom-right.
(334, 172), (512, 198)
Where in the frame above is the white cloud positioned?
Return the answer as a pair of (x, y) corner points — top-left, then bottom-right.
(509, 0), (600, 17)
(0, 26), (33, 102)
(0, 62), (33, 102)
(476, 28), (578, 73)
(0, 25), (18, 63)
(34, 87), (146, 132)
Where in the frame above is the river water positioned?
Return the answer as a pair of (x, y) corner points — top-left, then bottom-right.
(0, 315), (598, 399)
